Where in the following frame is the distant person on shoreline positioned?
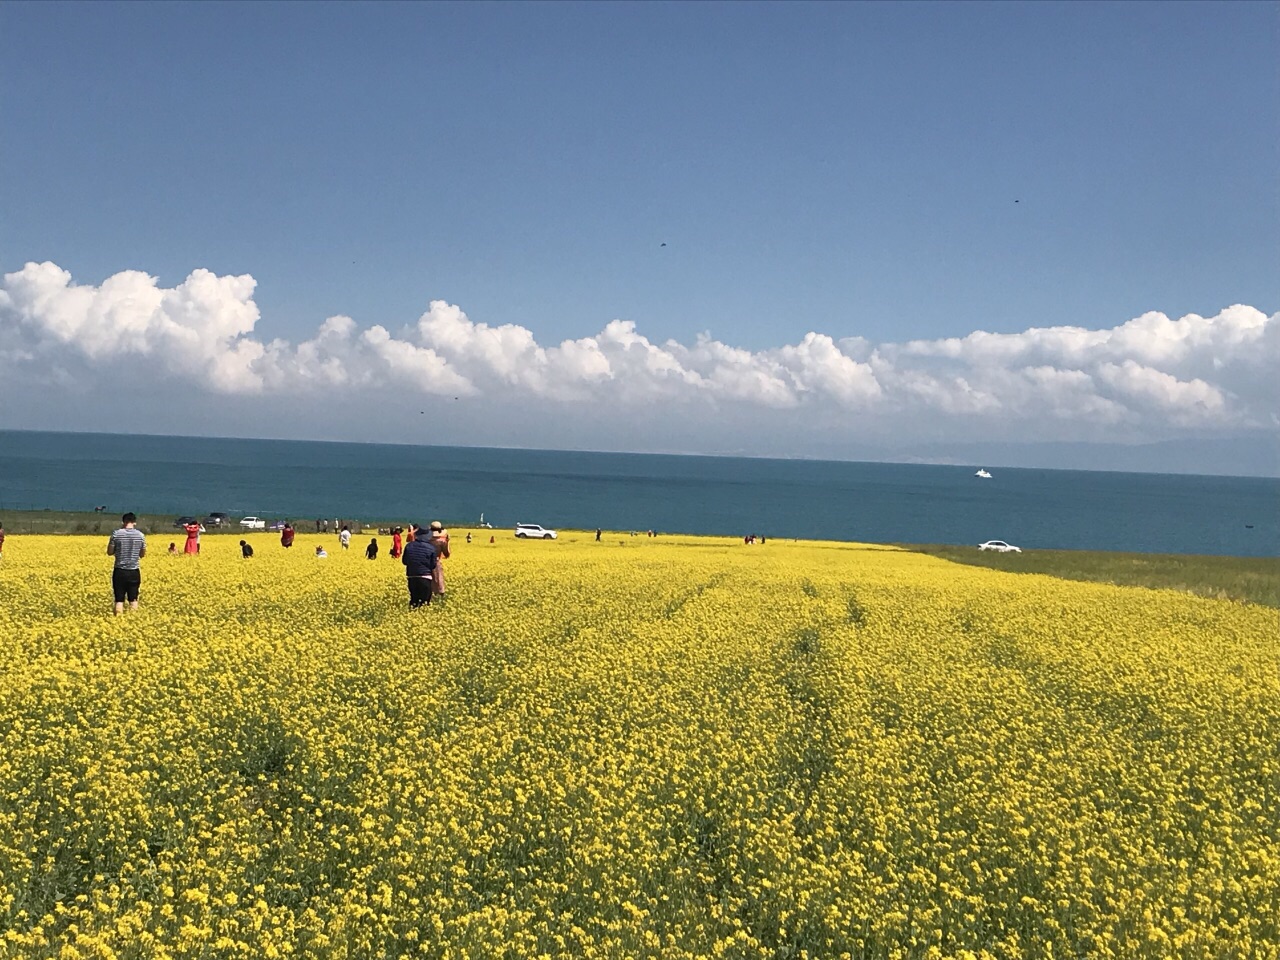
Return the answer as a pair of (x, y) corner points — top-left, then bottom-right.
(281, 522), (295, 548)
(427, 521), (450, 596)
(391, 527), (403, 559)
(183, 520), (201, 555)
(240, 539), (254, 558)
(402, 523), (439, 608)
(366, 537), (378, 560)
(107, 512), (146, 614)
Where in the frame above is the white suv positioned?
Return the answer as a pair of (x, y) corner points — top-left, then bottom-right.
(515, 523), (557, 540)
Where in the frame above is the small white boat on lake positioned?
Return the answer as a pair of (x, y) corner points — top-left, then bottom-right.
(975, 469), (992, 479)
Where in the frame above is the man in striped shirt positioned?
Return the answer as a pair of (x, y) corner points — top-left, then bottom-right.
(107, 512), (147, 614)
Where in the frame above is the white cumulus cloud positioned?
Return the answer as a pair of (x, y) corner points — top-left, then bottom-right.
(1, 261), (1275, 447)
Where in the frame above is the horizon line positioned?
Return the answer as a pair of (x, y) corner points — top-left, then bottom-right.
(2, 426), (1276, 481)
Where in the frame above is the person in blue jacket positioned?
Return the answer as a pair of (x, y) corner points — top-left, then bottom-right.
(401, 523), (439, 609)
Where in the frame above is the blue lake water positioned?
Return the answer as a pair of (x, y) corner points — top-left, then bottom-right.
(0, 430), (1276, 556)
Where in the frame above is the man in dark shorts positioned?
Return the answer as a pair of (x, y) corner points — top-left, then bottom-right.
(106, 512), (146, 614)
(401, 523), (439, 608)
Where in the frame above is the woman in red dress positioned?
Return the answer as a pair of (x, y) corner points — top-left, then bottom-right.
(390, 527), (403, 559)
(183, 522), (201, 555)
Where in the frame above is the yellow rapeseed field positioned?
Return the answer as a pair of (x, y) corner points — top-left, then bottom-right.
(0, 531), (1277, 959)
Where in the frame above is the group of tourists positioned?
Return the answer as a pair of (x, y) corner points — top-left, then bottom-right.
(313, 518), (360, 534)
(105, 513), (453, 614)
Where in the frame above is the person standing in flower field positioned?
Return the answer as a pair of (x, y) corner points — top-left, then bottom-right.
(339, 525), (352, 550)
(182, 520), (200, 555)
(402, 523), (439, 609)
(0, 521), (6, 559)
(390, 526), (403, 559)
(281, 522), (295, 549)
(365, 537), (379, 560)
(106, 512), (146, 615)
(427, 521), (450, 596)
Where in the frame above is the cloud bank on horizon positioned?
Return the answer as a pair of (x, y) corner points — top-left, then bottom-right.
(1, 261), (1276, 450)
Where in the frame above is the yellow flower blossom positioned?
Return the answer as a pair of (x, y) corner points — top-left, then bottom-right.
(0, 532), (1275, 958)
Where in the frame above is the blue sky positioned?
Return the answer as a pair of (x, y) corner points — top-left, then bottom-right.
(1, 1), (1276, 471)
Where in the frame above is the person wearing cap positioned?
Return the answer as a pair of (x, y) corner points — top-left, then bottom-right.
(426, 521), (450, 596)
(401, 523), (439, 608)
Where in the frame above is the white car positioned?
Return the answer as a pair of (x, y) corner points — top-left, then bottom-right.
(978, 540), (1021, 553)
(514, 523), (557, 540)
(239, 516), (266, 530)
